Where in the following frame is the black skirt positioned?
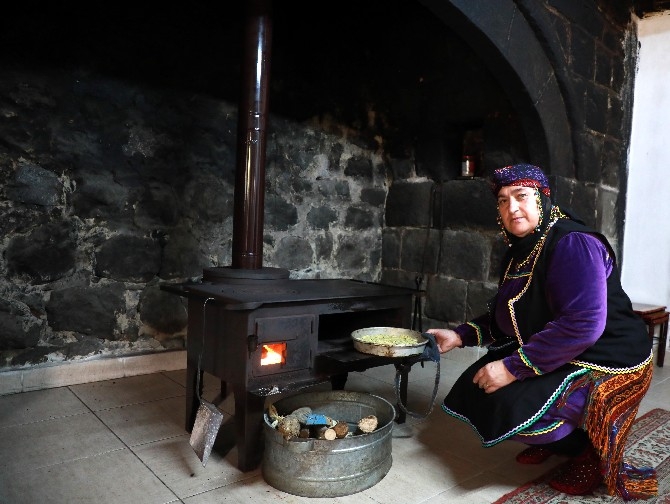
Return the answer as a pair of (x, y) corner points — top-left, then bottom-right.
(442, 343), (587, 446)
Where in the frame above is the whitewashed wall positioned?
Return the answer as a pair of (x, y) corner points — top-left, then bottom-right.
(622, 12), (670, 310)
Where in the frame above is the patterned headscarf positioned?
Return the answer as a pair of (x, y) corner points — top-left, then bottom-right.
(491, 164), (551, 197)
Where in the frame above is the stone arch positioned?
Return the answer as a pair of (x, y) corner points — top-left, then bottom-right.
(420, 0), (574, 178)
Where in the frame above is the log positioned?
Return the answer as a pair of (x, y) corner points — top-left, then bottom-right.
(277, 415), (301, 439)
(313, 425), (337, 440)
(333, 421), (349, 439)
(357, 415), (378, 433)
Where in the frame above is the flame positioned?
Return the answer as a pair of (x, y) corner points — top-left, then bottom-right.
(261, 343), (285, 366)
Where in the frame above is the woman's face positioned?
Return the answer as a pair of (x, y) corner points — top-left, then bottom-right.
(497, 185), (540, 238)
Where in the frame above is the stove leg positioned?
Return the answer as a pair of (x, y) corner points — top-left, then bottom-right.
(233, 384), (265, 472)
(394, 363), (409, 424)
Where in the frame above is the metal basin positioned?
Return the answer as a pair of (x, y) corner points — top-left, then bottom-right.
(262, 390), (395, 497)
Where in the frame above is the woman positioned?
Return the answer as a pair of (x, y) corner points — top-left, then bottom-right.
(428, 164), (656, 499)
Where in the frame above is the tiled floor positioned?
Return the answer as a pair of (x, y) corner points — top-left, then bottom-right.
(1, 348), (668, 504)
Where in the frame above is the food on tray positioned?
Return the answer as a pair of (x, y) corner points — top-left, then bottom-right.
(356, 332), (422, 346)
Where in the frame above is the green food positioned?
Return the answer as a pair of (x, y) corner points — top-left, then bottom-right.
(357, 333), (420, 346)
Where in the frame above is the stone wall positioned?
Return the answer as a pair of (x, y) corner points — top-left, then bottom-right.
(0, 69), (388, 369)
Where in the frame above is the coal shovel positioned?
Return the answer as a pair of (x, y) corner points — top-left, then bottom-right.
(189, 297), (224, 467)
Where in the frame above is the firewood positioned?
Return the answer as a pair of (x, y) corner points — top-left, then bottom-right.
(313, 425), (337, 440)
(277, 415), (301, 439)
(333, 421), (349, 438)
(357, 415), (378, 433)
(267, 404), (283, 422)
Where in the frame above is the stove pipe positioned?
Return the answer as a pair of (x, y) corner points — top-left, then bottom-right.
(231, 0), (273, 270)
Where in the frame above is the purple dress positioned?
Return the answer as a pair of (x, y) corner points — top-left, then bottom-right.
(455, 232), (613, 444)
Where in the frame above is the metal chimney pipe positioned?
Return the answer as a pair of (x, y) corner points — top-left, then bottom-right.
(231, 0), (273, 270)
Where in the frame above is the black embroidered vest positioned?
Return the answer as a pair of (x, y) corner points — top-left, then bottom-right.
(499, 219), (651, 369)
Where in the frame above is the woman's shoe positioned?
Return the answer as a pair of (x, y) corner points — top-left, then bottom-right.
(516, 446), (554, 464)
(549, 444), (603, 495)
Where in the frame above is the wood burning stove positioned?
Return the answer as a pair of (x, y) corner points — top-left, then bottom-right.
(161, 0), (422, 472)
(166, 276), (416, 471)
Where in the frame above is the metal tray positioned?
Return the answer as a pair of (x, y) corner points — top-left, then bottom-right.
(351, 327), (427, 357)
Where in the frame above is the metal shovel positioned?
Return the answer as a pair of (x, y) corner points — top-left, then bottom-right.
(189, 297), (224, 467)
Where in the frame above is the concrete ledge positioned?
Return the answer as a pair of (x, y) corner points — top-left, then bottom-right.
(0, 350), (186, 396)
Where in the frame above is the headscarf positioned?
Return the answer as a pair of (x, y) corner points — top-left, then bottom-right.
(491, 164), (556, 265)
(491, 163), (551, 197)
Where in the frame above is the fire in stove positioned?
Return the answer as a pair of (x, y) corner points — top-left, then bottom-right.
(261, 343), (286, 366)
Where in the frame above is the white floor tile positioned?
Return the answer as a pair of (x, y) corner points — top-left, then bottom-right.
(0, 448), (179, 504)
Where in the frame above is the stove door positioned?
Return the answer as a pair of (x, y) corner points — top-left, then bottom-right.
(251, 314), (315, 377)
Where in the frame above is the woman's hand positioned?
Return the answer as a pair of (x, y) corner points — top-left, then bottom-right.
(426, 328), (462, 353)
(473, 359), (516, 393)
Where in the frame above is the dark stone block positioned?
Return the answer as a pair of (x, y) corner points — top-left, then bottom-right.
(307, 206), (338, 230)
(6, 163), (62, 206)
(6, 221), (76, 284)
(71, 171), (131, 219)
(575, 132), (603, 183)
(439, 230), (491, 281)
(360, 187), (386, 207)
(436, 179), (498, 230)
(9, 347), (52, 366)
(465, 281), (498, 320)
(489, 235), (508, 281)
(345, 207), (374, 230)
(264, 194), (298, 231)
(0, 310), (41, 350)
(335, 235), (376, 272)
(0, 207), (49, 237)
(291, 178), (313, 193)
(184, 175), (232, 222)
(595, 48), (612, 88)
(316, 180), (351, 199)
(65, 337), (106, 358)
(95, 235), (161, 282)
(344, 155), (373, 179)
(382, 229), (401, 269)
(385, 181), (434, 227)
(400, 228), (440, 275)
(328, 143), (344, 172)
(138, 286), (187, 334)
(46, 285), (125, 338)
(160, 228), (208, 279)
(134, 182), (180, 227)
(585, 85), (609, 134)
(571, 29), (596, 79)
(424, 275), (467, 323)
(571, 184), (598, 228)
(274, 236), (314, 270)
(379, 269), (418, 292)
(549, 0), (604, 36)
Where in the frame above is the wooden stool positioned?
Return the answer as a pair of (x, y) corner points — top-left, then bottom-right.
(632, 303), (669, 368)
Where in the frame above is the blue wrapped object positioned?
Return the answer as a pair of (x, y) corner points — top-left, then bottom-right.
(303, 413), (330, 425)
